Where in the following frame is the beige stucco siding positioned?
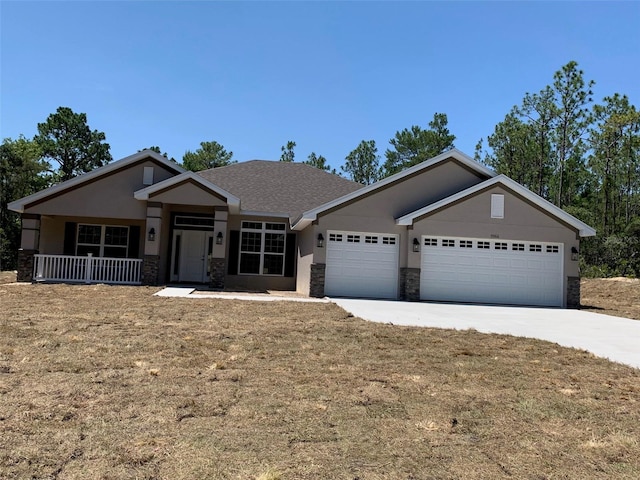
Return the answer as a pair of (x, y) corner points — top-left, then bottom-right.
(326, 160), (486, 219)
(148, 181), (228, 207)
(296, 225), (314, 295)
(24, 160), (177, 219)
(408, 186), (580, 278)
(313, 159), (487, 266)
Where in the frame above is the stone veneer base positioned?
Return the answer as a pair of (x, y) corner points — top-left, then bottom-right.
(142, 255), (161, 286)
(309, 263), (326, 298)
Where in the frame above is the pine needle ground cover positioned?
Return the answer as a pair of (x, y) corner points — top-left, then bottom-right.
(0, 281), (638, 479)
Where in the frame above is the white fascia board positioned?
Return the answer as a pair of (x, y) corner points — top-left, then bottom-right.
(7, 150), (184, 213)
(133, 171), (241, 213)
(291, 149), (495, 231)
(396, 174), (597, 237)
(239, 210), (291, 219)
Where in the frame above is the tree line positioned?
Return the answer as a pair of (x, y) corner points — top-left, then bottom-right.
(475, 61), (640, 277)
(2, 60), (639, 275)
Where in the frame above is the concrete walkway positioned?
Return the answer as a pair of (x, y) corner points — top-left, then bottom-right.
(332, 299), (640, 370)
(153, 286), (330, 303)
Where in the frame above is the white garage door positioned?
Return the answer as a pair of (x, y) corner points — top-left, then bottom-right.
(325, 231), (399, 299)
(420, 236), (563, 307)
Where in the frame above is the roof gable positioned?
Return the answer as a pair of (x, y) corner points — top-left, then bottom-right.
(8, 150), (184, 213)
(292, 149), (494, 230)
(396, 174), (596, 237)
(134, 172), (240, 212)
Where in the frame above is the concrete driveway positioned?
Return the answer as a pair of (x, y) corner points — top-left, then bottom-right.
(331, 299), (640, 370)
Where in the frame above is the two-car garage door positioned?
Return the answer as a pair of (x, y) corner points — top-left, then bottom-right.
(420, 236), (563, 307)
(325, 231), (399, 299)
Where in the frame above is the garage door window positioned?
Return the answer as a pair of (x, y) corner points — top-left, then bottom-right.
(239, 222), (286, 275)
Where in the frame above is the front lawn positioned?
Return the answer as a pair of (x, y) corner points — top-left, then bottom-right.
(1, 283), (638, 479)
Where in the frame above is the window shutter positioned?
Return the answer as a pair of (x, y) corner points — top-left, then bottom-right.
(128, 226), (140, 258)
(227, 230), (240, 275)
(491, 194), (505, 219)
(63, 222), (77, 255)
(284, 233), (296, 277)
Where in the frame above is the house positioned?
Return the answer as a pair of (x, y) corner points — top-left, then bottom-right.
(9, 148), (595, 308)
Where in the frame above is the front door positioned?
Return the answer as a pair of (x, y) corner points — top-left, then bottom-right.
(171, 229), (213, 283)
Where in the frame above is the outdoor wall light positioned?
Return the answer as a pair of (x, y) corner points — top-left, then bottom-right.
(413, 237), (420, 253)
(216, 231), (223, 245)
(148, 227), (156, 242)
(571, 246), (579, 261)
(317, 233), (324, 248)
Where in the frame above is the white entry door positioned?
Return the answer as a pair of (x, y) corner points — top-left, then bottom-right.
(171, 230), (213, 283)
(420, 236), (563, 307)
(325, 231), (399, 299)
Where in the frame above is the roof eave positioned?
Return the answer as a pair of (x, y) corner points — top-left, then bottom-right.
(8, 150), (184, 213)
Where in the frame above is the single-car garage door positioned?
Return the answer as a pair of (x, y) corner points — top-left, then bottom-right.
(420, 236), (563, 307)
(325, 230), (399, 299)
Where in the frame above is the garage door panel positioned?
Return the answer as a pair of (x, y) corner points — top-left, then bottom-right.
(325, 231), (399, 299)
(421, 236), (563, 307)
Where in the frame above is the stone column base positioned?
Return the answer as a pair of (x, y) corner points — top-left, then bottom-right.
(142, 255), (161, 286)
(400, 267), (420, 301)
(209, 257), (225, 289)
(310, 263), (326, 298)
(17, 249), (37, 282)
(567, 276), (580, 309)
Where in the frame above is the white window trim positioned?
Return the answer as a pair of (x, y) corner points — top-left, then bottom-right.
(76, 224), (129, 258)
(238, 221), (286, 276)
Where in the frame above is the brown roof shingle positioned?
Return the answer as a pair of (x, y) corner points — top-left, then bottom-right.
(197, 161), (362, 221)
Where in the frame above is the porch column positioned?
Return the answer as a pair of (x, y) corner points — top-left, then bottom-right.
(210, 209), (227, 289)
(17, 214), (40, 282)
(142, 203), (162, 285)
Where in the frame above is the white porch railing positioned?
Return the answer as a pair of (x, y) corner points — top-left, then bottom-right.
(33, 254), (143, 285)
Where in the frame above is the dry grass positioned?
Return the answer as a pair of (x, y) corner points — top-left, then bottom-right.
(0, 270), (16, 284)
(582, 277), (640, 320)
(1, 282), (639, 479)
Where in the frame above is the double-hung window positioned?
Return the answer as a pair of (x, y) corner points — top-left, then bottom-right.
(239, 222), (286, 275)
(76, 224), (129, 258)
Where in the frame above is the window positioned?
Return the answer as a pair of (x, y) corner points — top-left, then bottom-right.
(424, 238), (438, 246)
(382, 236), (396, 245)
(77, 224), (129, 258)
(459, 240), (473, 248)
(491, 194), (505, 219)
(442, 239), (455, 247)
(174, 215), (214, 229)
(494, 242), (508, 250)
(546, 245), (559, 253)
(329, 233), (342, 242)
(365, 235), (378, 244)
(347, 234), (360, 243)
(477, 241), (490, 249)
(512, 243), (525, 251)
(529, 244), (542, 252)
(239, 222), (286, 275)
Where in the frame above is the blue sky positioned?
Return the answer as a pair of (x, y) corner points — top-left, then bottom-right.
(1, 1), (639, 172)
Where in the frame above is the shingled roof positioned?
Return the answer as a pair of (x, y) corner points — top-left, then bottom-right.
(197, 161), (362, 222)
